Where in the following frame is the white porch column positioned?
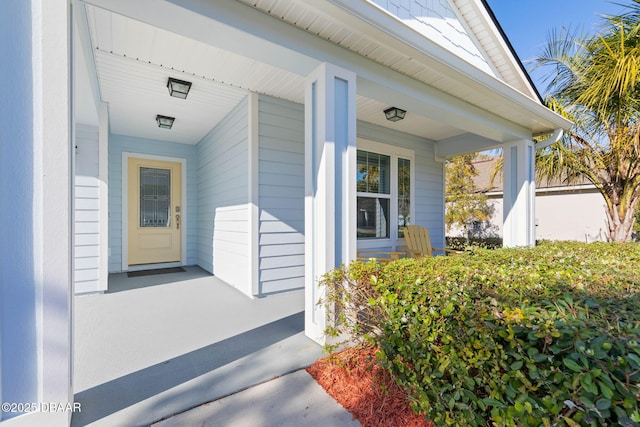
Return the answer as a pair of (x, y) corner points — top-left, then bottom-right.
(304, 63), (357, 344)
(0, 0), (73, 425)
(503, 139), (536, 247)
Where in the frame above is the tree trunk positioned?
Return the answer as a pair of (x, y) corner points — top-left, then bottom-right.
(605, 196), (639, 242)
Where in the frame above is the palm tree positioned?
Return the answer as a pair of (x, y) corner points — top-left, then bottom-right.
(532, 1), (640, 241)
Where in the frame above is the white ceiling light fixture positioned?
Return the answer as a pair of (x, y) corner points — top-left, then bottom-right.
(167, 77), (192, 99)
(384, 107), (406, 122)
(156, 115), (175, 129)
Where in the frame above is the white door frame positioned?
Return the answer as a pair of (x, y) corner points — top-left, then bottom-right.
(121, 152), (187, 271)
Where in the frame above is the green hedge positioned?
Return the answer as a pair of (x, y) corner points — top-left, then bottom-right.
(446, 236), (503, 250)
(321, 242), (640, 426)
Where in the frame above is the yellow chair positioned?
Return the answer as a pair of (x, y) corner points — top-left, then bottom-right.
(403, 225), (461, 258)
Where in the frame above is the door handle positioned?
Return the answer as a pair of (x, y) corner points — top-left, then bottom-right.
(176, 214), (180, 230)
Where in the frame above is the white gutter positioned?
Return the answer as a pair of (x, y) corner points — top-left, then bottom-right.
(534, 128), (563, 150)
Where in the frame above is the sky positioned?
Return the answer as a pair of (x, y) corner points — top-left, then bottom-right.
(484, 0), (630, 95)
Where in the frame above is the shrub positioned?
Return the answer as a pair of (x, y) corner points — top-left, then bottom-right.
(446, 236), (503, 250)
(321, 242), (640, 426)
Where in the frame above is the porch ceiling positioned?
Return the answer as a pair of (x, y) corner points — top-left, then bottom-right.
(80, 0), (569, 148)
(81, 2), (465, 145)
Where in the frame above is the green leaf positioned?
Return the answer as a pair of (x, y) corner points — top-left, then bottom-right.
(563, 358), (583, 372)
(482, 398), (506, 409)
(533, 353), (548, 363)
(627, 353), (640, 369)
(598, 381), (614, 399)
(581, 373), (598, 395)
(563, 417), (581, 427)
(510, 360), (523, 370)
(596, 398), (611, 411)
(514, 401), (525, 413)
(580, 397), (595, 408)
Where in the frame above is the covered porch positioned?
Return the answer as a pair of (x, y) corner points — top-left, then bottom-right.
(0, 1), (574, 425)
(72, 267), (323, 426)
(69, 0), (572, 359)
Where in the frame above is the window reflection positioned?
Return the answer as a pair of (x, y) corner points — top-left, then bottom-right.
(357, 197), (390, 238)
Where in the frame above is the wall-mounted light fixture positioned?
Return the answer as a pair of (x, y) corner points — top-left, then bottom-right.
(156, 114), (175, 129)
(167, 77), (192, 99)
(384, 107), (406, 122)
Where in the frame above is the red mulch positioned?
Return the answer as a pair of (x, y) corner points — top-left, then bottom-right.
(306, 346), (432, 427)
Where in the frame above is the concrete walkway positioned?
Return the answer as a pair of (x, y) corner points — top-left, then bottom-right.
(72, 267), (329, 426)
(152, 370), (360, 427)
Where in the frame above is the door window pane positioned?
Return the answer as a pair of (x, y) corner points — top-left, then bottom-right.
(140, 167), (171, 227)
(357, 197), (390, 238)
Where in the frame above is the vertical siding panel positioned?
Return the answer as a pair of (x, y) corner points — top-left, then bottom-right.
(197, 97), (249, 292)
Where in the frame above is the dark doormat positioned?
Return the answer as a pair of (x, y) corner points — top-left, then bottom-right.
(127, 267), (186, 278)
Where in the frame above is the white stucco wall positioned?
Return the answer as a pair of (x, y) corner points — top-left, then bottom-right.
(534, 190), (607, 242)
(455, 188), (608, 243)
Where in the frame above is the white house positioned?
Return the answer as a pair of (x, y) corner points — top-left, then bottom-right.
(1, 0), (570, 425)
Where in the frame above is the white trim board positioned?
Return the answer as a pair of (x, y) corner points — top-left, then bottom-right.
(121, 152), (188, 271)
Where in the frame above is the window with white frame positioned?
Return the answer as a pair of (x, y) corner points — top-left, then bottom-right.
(356, 140), (414, 242)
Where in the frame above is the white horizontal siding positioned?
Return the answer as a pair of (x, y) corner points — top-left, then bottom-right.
(259, 233), (304, 245)
(75, 125), (102, 294)
(197, 96), (249, 292)
(257, 95), (305, 295)
(75, 257), (99, 270)
(75, 210), (99, 222)
(260, 243), (305, 257)
(75, 234), (99, 246)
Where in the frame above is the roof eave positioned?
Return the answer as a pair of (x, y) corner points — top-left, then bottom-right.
(325, 0), (571, 133)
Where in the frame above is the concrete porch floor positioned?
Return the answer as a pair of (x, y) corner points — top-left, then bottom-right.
(72, 266), (323, 426)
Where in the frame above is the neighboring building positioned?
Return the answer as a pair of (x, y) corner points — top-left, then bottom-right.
(447, 157), (608, 242)
(1, 0), (570, 425)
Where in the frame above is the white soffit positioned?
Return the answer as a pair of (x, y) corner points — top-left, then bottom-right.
(85, 4), (305, 144)
(82, 2), (464, 143)
(237, 0), (556, 133)
(82, 0), (567, 146)
(357, 96), (461, 141)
